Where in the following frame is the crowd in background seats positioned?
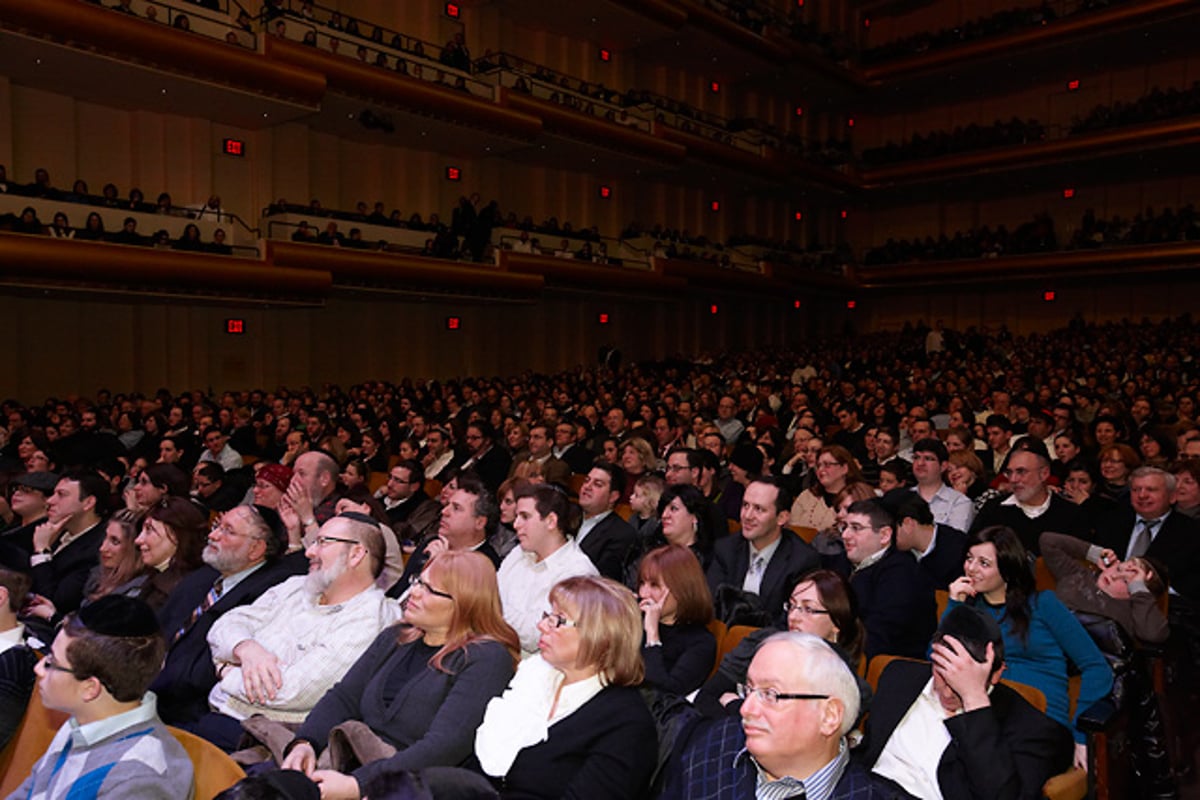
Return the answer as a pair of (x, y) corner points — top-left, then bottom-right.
(1070, 81), (1200, 135)
(862, 212), (1058, 265)
(860, 118), (1046, 167)
(1067, 204), (1200, 249)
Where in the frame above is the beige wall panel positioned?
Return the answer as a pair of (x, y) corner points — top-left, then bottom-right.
(0, 77), (12, 170)
(77, 103), (133, 195)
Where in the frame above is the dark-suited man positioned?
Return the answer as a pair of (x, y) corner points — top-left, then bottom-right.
(1094, 466), (1200, 601)
(553, 420), (595, 475)
(575, 463), (637, 581)
(886, 490), (966, 590)
(152, 505), (305, 727)
(29, 471), (108, 617)
(663, 632), (889, 800)
(840, 499), (937, 660)
(380, 459), (438, 532)
(859, 605), (1073, 800)
(458, 421), (511, 494)
(707, 476), (819, 626)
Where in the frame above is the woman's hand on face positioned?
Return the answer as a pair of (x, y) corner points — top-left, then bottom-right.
(948, 576), (976, 603)
(639, 591), (665, 641)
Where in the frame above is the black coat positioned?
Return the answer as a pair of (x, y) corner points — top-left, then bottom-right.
(970, 493), (1090, 555)
(578, 513), (638, 582)
(850, 547), (937, 660)
(1095, 508), (1200, 600)
(30, 522), (104, 617)
(858, 659), (1073, 800)
(706, 529), (820, 625)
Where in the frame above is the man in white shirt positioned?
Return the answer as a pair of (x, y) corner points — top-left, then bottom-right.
(861, 605), (1072, 799)
(497, 484), (597, 655)
(198, 513), (400, 749)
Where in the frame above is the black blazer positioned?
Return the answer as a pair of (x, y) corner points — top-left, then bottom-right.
(1095, 508), (1200, 600)
(558, 444), (596, 475)
(30, 522), (104, 617)
(151, 554), (307, 725)
(466, 446), (512, 495)
(858, 659), (1073, 800)
(970, 493), (1091, 555)
(706, 529), (820, 624)
(918, 523), (967, 591)
(850, 547), (937, 660)
(390, 540), (501, 597)
(499, 684), (657, 800)
(578, 513), (638, 582)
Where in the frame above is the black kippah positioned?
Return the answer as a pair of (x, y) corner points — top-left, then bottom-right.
(76, 595), (160, 638)
(336, 510), (378, 527)
(938, 604), (1002, 644)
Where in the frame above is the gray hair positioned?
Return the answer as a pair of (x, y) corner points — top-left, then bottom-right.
(758, 631), (860, 736)
(1131, 465), (1176, 494)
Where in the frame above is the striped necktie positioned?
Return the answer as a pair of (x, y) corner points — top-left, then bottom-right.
(172, 579), (223, 645)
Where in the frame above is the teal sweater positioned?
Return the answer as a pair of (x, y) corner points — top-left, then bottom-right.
(947, 592), (1112, 743)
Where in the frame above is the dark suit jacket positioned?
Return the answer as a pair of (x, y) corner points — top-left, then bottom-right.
(151, 553), (307, 725)
(389, 540), (501, 597)
(508, 454), (571, 486)
(706, 529), (820, 625)
(462, 446), (511, 495)
(850, 547), (937, 660)
(662, 715), (890, 800)
(858, 660), (1073, 800)
(579, 512), (638, 582)
(970, 493), (1090, 555)
(30, 521), (104, 616)
(918, 523), (967, 590)
(500, 684), (657, 800)
(558, 444), (596, 475)
(1095, 508), (1200, 600)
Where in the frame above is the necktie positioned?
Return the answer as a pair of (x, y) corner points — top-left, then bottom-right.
(173, 578), (223, 644)
(750, 555), (765, 577)
(1128, 518), (1160, 559)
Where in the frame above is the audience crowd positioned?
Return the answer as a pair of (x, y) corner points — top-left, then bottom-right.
(0, 314), (1198, 797)
(860, 118), (1046, 167)
(1070, 81), (1200, 136)
(861, 0), (1125, 64)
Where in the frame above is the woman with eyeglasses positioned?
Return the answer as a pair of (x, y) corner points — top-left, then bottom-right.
(948, 525), (1111, 772)
(694, 569), (866, 718)
(637, 545), (716, 698)
(1096, 443), (1140, 504)
(467, 576), (657, 799)
(279, 550), (519, 800)
(790, 445), (863, 530)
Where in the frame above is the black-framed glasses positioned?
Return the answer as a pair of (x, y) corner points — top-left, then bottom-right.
(40, 652), (81, 678)
(783, 600), (831, 617)
(409, 575), (454, 601)
(540, 610), (576, 629)
(736, 682), (829, 707)
(310, 535), (360, 548)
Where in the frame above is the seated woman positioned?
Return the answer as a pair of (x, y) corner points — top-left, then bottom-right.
(280, 551), (520, 800)
(173, 223), (205, 252)
(637, 545), (716, 698)
(25, 510), (147, 626)
(694, 568), (865, 718)
(627, 484), (716, 585)
(948, 525), (1113, 770)
(131, 496), (208, 610)
(790, 445), (863, 530)
(48, 212), (74, 239)
(470, 576), (657, 799)
(1096, 443), (1140, 504)
(125, 461), (192, 513)
(74, 211), (105, 241)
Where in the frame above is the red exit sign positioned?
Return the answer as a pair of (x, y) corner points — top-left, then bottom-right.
(226, 318), (245, 334)
(222, 138), (245, 157)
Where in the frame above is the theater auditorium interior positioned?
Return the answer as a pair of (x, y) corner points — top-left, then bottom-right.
(1, 0), (1200, 798)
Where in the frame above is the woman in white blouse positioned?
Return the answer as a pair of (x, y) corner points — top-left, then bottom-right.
(472, 576), (658, 799)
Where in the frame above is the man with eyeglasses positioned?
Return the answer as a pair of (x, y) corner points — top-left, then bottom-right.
(859, 605), (1072, 800)
(970, 438), (1088, 555)
(663, 632), (887, 799)
(910, 439), (974, 533)
(11, 595), (195, 800)
(151, 504), (306, 730)
(507, 421), (571, 486)
(180, 513), (400, 751)
(0, 471), (56, 572)
(552, 420), (596, 475)
(458, 421), (511, 495)
(379, 459), (437, 532)
(838, 499), (936, 660)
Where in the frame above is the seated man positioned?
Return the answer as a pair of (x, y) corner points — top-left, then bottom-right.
(838, 499), (936, 660)
(858, 605), (1073, 800)
(497, 483), (597, 655)
(885, 490), (966, 591)
(664, 632), (888, 799)
(197, 513), (401, 750)
(0, 568), (37, 750)
(11, 595), (194, 799)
